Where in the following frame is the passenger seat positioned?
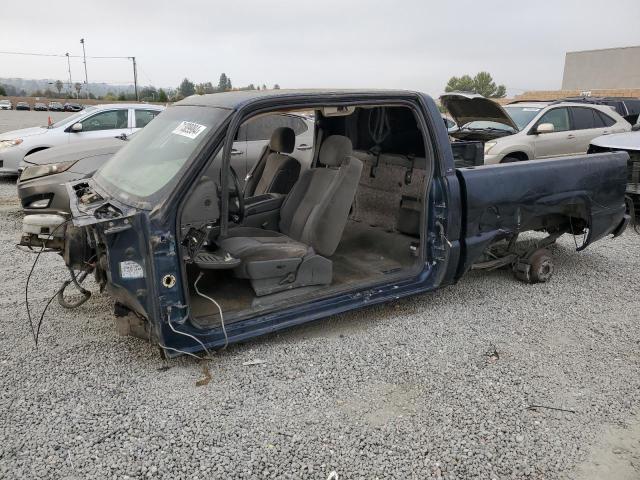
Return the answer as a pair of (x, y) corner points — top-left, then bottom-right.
(244, 127), (301, 197)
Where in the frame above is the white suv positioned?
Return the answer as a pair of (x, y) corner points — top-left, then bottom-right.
(441, 93), (631, 164)
(0, 103), (164, 175)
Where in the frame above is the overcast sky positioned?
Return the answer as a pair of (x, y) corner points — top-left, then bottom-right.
(2, 0), (639, 96)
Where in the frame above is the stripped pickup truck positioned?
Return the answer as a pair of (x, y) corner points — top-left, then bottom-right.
(29, 90), (629, 357)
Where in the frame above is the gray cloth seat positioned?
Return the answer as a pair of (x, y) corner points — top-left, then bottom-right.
(219, 135), (363, 296)
(244, 127), (301, 197)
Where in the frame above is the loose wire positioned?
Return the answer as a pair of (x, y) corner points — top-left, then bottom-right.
(24, 218), (73, 345)
(194, 272), (229, 350)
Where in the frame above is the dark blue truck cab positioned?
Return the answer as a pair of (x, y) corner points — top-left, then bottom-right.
(61, 90), (629, 356)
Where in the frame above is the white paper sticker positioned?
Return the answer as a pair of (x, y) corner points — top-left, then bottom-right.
(119, 261), (144, 279)
(171, 121), (207, 139)
(522, 108), (541, 112)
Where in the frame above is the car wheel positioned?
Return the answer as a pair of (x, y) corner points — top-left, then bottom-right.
(513, 248), (554, 283)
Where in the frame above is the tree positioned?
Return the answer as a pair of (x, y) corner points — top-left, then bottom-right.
(218, 73), (232, 92)
(0, 85), (6, 96)
(157, 88), (168, 102)
(179, 78), (196, 97)
(54, 80), (63, 95)
(262, 84), (267, 91)
(74, 82), (82, 98)
(273, 84), (280, 90)
(117, 92), (126, 101)
(195, 82), (216, 95)
(140, 86), (158, 101)
(444, 71), (506, 98)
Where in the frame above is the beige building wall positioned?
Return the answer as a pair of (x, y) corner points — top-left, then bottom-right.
(562, 46), (640, 90)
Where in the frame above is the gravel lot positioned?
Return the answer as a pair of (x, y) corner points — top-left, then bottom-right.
(0, 113), (639, 479)
(0, 110), (72, 133)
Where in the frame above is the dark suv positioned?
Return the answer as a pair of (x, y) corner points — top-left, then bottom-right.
(561, 96), (640, 125)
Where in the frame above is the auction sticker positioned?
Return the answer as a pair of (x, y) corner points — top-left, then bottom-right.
(172, 121), (207, 139)
(119, 260), (144, 279)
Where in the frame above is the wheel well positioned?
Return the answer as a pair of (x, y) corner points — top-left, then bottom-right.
(25, 147), (49, 157)
(501, 151), (529, 162)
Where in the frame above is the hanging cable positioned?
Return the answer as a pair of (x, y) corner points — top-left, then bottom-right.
(24, 218), (72, 345)
(166, 304), (214, 358)
(194, 272), (229, 350)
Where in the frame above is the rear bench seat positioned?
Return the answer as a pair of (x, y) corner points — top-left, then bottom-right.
(350, 150), (426, 236)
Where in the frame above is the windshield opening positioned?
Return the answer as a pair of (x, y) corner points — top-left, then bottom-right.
(48, 107), (97, 128)
(504, 106), (543, 130)
(95, 105), (230, 206)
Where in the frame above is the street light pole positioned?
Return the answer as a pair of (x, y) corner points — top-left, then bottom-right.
(65, 53), (73, 96)
(80, 38), (89, 99)
(131, 56), (139, 101)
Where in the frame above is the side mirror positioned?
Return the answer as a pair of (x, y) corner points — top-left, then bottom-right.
(536, 123), (555, 134)
(71, 122), (83, 132)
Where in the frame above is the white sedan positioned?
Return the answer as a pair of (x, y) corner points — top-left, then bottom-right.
(0, 103), (164, 175)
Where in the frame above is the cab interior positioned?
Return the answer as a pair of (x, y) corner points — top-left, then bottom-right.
(178, 104), (432, 328)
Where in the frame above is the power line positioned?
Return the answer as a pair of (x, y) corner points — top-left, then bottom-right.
(0, 50), (131, 60)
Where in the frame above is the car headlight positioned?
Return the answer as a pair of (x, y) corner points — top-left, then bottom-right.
(0, 139), (23, 150)
(484, 141), (497, 154)
(20, 160), (77, 181)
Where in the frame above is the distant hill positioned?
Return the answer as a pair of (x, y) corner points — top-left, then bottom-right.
(0, 77), (162, 98)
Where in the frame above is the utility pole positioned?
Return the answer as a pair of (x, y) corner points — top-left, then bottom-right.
(131, 56), (139, 101)
(65, 53), (73, 95)
(80, 38), (89, 99)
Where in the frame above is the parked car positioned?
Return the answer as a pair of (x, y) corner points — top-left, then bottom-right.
(0, 103), (164, 175)
(22, 90), (628, 356)
(589, 124), (640, 216)
(18, 136), (128, 214)
(48, 102), (64, 111)
(34, 103), (48, 111)
(64, 102), (83, 112)
(18, 112), (313, 215)
(441, 93), (631, 164)
(0, 99), (12, 110)
(561, 96), (640, 125)
(16, 102), (31, 111)
(442, 115), (458, 134)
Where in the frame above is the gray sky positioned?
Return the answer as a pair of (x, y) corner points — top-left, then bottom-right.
(2, 0), (639, 96)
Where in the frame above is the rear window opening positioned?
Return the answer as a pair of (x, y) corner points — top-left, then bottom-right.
(177, 104), (434, 330)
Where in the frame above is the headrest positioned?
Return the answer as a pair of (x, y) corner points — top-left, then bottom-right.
(319, 135), (353, 167)
(269, 127), (295, 154)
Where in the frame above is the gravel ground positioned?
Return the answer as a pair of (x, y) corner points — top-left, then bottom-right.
(0, 175), (639, 479)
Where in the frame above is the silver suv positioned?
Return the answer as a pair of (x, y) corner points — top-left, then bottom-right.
(442, 93), (631, 164)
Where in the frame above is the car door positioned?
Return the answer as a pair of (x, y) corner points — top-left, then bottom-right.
(132, 108), (161, 133)
(68, 108), (132, 143)
(531, 107), (577, 158)
(569, 106), (608, 153)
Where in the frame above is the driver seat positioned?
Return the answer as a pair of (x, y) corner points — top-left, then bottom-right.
(219, 135), (363, 296)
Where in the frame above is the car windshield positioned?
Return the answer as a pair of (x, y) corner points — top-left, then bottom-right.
(95, 105), (230, 205)
(504, 106), (544, 130)
(48, 107), (97, 128)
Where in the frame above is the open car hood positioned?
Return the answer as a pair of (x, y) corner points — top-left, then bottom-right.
(590, 130), (640, 151)
(440, 92), (518, 132)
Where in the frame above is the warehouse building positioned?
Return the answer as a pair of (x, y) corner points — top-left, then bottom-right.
(562, 45), (640, 90)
